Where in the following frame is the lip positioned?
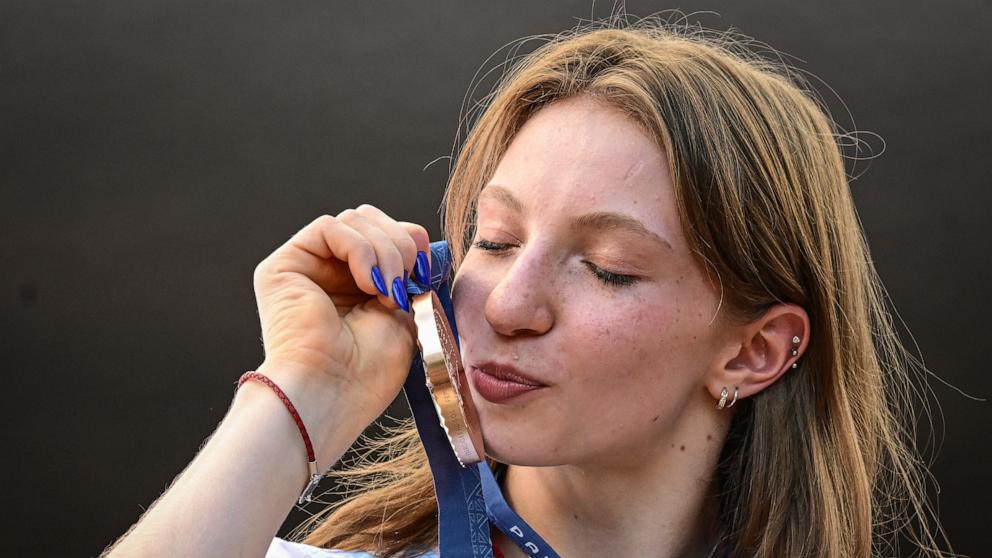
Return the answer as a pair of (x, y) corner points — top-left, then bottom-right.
(473, 361), (548, 387)
(469, 362), (549, 404)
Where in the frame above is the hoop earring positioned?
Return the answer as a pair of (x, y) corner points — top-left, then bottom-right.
(716, 387), (729, 409)
(727, 386), (739, 407)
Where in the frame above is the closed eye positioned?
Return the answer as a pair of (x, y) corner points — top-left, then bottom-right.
(472, 239), (513, 253)
(584, 261), (638, 287)
(471, 239), (640, 288)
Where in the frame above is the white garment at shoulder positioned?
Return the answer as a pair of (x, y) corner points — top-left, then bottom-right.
(266, 537), (374, 558)
(266, 537), (440, 558)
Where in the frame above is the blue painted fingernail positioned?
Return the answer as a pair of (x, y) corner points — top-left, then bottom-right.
(392, 277), (410, 312)
(371, 265), (388, 297)
(414, 251), (430, 286)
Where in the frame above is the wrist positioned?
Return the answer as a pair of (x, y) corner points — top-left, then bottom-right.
(234, 361), (369, 472)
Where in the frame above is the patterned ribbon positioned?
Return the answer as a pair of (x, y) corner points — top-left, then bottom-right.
(403, 240), (561, 558)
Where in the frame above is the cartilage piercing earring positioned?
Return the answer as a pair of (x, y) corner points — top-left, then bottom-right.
(791, 336), (801, 368)
(727, 386), (739, 407)
(717, 386), (729, 409)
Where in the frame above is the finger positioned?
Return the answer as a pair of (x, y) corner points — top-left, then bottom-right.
(337, 208), (407, 310)
(353, 205), (421, 277)
(279, 214), (379, 298)
(397, 221), (431, 283)
(397, 221), (430, 255)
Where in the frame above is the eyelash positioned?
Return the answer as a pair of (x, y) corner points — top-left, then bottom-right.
(471, 239), (639, 288)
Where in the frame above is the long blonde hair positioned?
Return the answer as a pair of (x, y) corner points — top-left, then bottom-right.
(290, 14), (955, 558)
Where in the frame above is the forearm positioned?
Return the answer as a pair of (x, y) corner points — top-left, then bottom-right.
(103, 363), (369, 557)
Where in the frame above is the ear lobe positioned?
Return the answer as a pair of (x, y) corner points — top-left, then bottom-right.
(710, 304), (810, 402)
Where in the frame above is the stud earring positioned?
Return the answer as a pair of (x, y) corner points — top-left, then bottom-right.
(716, 387), (729, 409)
(791, 336), (801, 368)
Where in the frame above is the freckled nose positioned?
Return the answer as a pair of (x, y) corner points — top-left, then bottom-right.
(484, 257), (554, 336)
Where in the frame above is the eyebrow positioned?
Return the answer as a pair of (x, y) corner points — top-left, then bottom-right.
(479, 184), (673, 251)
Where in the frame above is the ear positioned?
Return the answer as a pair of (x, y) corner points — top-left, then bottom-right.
(707, 303), (810, 404)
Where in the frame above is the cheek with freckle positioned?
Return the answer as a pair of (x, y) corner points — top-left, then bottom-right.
(559, 301), (701, 454)
(575, 299), (680, 382)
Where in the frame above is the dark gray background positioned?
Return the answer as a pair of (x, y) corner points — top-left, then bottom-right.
(1, 1), (988, 556)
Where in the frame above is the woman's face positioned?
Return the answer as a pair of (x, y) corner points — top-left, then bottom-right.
(451, 95), (727, 467)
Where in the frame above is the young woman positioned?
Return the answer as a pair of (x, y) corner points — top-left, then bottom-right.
(104, 17), (955, 558)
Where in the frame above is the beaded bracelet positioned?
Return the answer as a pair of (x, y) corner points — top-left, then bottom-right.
(236, 371), (323, 505)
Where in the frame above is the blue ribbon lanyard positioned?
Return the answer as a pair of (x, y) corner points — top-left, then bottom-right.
(402, 240), (561, 558)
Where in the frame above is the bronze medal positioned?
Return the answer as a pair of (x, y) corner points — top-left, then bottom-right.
(410, 290), (485, 467)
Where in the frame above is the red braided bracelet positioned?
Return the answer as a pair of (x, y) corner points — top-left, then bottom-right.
(237, 371), (324, 505)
